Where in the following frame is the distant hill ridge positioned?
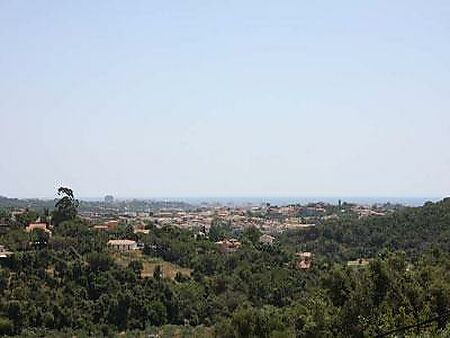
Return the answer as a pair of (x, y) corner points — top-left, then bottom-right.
(0, 195), (193, 211)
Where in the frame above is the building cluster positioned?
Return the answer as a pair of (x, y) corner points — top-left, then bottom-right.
(0, 245), (13, 258)
(81, 204), (324, 236)
(351, 205), (386, 218)
(93, 220), (119, 232)
(215, 239), (241, 253)
(79, 200), (393, 238)
(25, 223), (52, 236)
(0, 200), (394, 273)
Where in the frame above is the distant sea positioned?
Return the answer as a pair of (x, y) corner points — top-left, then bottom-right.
(94, 196), (443, 207)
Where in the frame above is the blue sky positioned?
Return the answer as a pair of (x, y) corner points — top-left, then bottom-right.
(0, 1), (449, 198)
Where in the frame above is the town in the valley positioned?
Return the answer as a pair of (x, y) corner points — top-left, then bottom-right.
(0, 195), (400, 270)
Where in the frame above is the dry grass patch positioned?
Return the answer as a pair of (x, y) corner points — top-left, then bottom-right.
(112, 250), (192, 279)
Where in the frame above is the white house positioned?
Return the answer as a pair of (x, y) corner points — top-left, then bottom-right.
(259, 234), (276, 245)
(107, 239), (137, 251)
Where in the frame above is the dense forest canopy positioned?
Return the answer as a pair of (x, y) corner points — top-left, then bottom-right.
(0, 192), (449, 337)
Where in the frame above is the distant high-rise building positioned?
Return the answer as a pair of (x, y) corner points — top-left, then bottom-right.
(104, 195), (114, 204)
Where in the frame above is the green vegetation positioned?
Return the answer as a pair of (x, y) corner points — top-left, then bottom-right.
(279, 198), (450, 261)
(0, 190), (449, 337)
(112, 251), (192, 279)
(52, 187), (79, 226)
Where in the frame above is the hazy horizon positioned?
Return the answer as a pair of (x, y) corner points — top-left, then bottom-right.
(1, 1), (449, 198)
(1, 193), (443, 208)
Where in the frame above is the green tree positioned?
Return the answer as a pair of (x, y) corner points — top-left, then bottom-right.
(52, 187), (79, 226)
(243, 226), (262, 245)
(86, 252), (114, 272)
(129, 260), (143, 276)
(0, 317), (13, 336)
(14, 210), (40, 227)
(29, 228), (50, 249)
